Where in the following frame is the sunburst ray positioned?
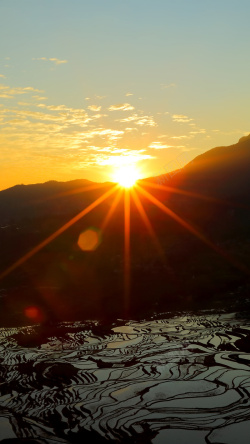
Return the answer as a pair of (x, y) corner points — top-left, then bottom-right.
(0, 185), (118, 280)
(137, 184), (249, 274)
(101, 188), (123, 231)
(124, 189), (131, 314)
(142, 180), (249, 209)
(38, 182), (110, 203)
(132, 187), (165, 261)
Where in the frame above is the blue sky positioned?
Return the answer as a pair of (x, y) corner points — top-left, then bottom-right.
(1, 0), (250, 189)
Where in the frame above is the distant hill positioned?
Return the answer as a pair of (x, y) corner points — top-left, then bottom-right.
(0, 179), (113, 222)
(1, 134), (250, 220)
(151, 134), (250, 201)
(0, 136), (250, 326)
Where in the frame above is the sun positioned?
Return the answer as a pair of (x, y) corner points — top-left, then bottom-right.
(113, 164), (139, 188)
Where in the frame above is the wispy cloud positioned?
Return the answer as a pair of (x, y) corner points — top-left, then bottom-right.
(1, 78), (208, 182)
(149, 142), (173, 149)
(80, 150), (154, 167)
(172, 114), (193, 123)
(125, 92), (133, 96)
(32, 95), (48, 101)
(161, 83), (176, 89)
(108, 103), (134, 111)
(32, 57), (68, 65)
(0, 74), (6, 79)
(49, 58), (68, 65)
(189, 129), (206, 135)
(125, 127), (138, 132)
(171, 135), (191, 139)
(88, 105), (101, 112)
(0, 84), (42, 99)
(17, 102), (31, 106)
(82, 128), (124, 142)
(118, 113), (157, 127)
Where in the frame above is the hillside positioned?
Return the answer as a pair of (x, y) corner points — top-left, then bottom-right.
(154, 134), (250, 199)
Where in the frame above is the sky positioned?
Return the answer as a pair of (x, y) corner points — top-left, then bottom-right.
(0, 0), (250, 191)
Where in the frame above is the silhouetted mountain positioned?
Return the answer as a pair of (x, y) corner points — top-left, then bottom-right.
(151, 134), (250, 200)
(0, 179), (112, 221)
(1, 137), (250, 326)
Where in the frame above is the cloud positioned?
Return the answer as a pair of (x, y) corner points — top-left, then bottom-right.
(171, 135), (191, 139)
(1, 83), (171, 179)
(161, 83), (176, 89)
(12, 110), (69, 123)
(49, 58), (68, 65)
(2, 103), (92, 128)
(32, 57), (68, 65)
(82, 150), (154, 167)
(172, 114), (193, 123)
(189, 129), (206, 134)
(82, 128), (124, 142)
(118, 113), (157, 127)
(0, 84), (43, 99)
(88, 105), (101, 112)
(86, 146), (125, 152)
(35, 103), (93, 124)
(37, 104), (69, 110)
(0, 75), (6, 78)
(22, 87), (41, 92)
(0, 94), (135, 175)
(17, 102), (31, 106)
(32, 95), (48, 100)
(108, 103), (134, 111)
(136, 116), (156, 126)
(125, 92), (133, 96)
(125, 127), (138, 132)
(149, 142), (173, 149)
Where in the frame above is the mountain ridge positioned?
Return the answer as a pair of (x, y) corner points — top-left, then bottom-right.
(1, 133), (250, 198)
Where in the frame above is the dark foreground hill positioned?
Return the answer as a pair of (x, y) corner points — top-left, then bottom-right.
(1, 136), (250, 326)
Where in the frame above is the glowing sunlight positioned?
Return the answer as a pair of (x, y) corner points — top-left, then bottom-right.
(113, 164), (140, 188)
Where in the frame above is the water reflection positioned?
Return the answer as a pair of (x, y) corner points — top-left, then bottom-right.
(1, 312), (250, 442)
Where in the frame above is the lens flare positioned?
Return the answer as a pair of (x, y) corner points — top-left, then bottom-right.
(24, 306), (42, 322)
(78, 228), (101, 251)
